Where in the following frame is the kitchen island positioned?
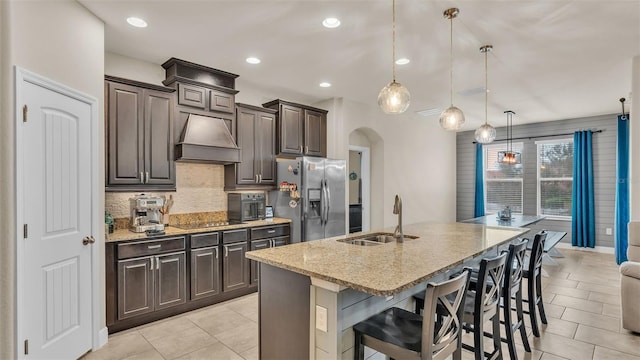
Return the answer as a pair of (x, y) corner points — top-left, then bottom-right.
(246, 221), (528, 359)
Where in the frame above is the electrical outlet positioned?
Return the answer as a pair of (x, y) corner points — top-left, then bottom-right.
(315, 305), (328, 332)
(605, 228), (612, 235)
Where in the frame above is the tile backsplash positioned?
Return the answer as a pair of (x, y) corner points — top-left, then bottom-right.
(105, 162), (227, 218)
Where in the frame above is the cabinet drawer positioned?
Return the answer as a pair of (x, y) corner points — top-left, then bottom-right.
(191, 232), (219, 248)
(251, 225), (290, 240)
(209, 90), (234, 114)
(222, 228), (248, 244)
(117, 237), (186, 259)
(178, 83), (206, 109)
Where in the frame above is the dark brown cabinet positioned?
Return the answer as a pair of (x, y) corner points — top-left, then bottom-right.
(190, 231), (221, 300)
(176, 83), (235, 114)
(105, 76), (176, 191)
(263, 99), (327, 158)
(115, 236), (187, 321)
(225, 104), (277, 189)
(222, 229), (250, 292)
(249, 224), (290, 287)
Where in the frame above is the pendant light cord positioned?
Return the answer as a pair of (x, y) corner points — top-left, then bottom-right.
(484, 49), (488, 126)
(392, 0), (396, 82)
(449, 15), (454, 106)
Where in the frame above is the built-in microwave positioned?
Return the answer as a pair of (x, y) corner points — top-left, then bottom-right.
(228, 193), (266, 222)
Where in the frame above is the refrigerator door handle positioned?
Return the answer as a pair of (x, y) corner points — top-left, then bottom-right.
(320, 180), (326, 225)
(325, 179), (331, 224)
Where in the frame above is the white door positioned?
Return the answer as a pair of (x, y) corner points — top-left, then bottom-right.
(21, 77), (93, 359)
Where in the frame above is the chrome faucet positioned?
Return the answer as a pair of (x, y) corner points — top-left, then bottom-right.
(393, 195), (404, 242)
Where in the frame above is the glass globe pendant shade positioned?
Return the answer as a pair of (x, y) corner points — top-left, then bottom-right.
(439, 106), (465, 130)
(474, 123), (496, 143)
(377, 81), (410, 114)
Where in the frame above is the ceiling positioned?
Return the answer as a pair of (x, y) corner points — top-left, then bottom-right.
(80, 0), (640, 130)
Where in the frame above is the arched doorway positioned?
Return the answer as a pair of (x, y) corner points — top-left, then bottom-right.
(348, 127), (383, 233)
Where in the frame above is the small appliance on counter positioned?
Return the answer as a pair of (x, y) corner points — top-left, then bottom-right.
(130, 194), (165, 234)
(228, 192), (266, 222)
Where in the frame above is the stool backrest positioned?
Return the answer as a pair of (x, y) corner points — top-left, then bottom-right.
(475, 252), (508, 317)
(421, 268), (470, 360)
(529, 231), (547, 277)
(504, 239), (529, 294)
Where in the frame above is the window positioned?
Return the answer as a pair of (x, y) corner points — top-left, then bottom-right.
(484, 142), (524, 214)
(537, 139), (573, 218)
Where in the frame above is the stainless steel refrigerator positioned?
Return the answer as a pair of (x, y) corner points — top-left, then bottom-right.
(269, 157), (346, 243)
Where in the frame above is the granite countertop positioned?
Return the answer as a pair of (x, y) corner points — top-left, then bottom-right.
(245, 222), (528, 296)
(106, 218), (292, 243)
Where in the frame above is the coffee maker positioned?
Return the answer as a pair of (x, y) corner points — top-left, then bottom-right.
(129, 195), (165, 233)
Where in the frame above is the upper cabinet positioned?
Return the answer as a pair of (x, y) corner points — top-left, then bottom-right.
(105, 76), (176, 191)
(263, 100), (327, 158)
(224, 103), (277, 190)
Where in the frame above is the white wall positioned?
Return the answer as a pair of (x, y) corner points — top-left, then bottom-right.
(336, 99), (457, 229)
(631, 55), (640, 221)
(0, 2), (105, 357)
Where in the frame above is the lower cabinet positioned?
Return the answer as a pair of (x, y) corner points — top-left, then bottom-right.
(117, 251), (186, 320)
(222, 241), (249, 292)
(190, 246), (221, 300)
(249, 224), (291, 287)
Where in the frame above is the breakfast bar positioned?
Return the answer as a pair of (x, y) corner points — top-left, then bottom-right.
(246, 221), (528, 359)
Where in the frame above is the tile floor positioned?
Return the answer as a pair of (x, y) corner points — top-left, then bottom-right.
(85, 249), (640, 360)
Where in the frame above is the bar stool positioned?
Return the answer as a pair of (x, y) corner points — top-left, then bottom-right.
(353, 269), (470, 360)
(500, 239), (531, 359)
(522, 231), (548, 337)
(414, 253), (507, 360)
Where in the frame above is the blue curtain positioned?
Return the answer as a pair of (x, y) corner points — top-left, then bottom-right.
(615, 114), (630, 264)
(572, 131), (595, 248)
(474, 143), (485, 217)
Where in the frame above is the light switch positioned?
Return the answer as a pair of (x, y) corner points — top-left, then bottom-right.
(315, 305), (328, 332)
(606, 228), (613, 235)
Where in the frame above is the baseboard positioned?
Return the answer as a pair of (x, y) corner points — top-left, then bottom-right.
(555, 242), (615, 254)
(94, 327), (108, 350)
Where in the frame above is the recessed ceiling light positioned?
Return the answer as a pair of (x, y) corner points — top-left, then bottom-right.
(319, 82), (332, 88)
(126, 17), (148, 28)
(322, 17), (341, 28)
(246, 57), (261, 64)
(395, 58), (410, 65)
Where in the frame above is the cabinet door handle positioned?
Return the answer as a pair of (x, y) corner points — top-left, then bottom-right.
(156, 256), (160, 270)
(148, 244), (161, 250)
(305, 146), (308, 154)
(270, 239), (275, 247)
(214, 247), (219, 259)
(258, 174), (262, 183)
(255, 174), (259, 183)
(225, 246), (229, 257)
(150, 257), (154, 271)
(145, 172), (149, 183)
(140, 172), (144, 184)
(300, 145), (303, 153)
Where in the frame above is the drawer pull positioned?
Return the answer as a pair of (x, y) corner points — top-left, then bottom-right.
(267, 230), (276, 234)
(147, 245), (161, 250)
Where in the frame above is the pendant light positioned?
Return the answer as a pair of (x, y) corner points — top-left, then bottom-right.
(378, 0), (410, 114)
(498, 110), (521, 164)
(474, 45), (496, 143)
(439, 8), (465, 130)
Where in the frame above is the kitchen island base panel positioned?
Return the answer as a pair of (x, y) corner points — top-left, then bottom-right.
(258, 263), (311, 360)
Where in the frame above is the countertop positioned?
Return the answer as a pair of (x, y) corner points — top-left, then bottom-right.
(106, 218), (292, 243)
(245, 222), (528, 296)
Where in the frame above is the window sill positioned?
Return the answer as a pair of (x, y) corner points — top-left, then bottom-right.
(540, 216), (571, 222)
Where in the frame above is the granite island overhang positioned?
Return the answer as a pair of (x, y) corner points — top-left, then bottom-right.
(246, 222), (528, 359)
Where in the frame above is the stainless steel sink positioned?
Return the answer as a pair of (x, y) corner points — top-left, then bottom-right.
(338, 232), (418, 245)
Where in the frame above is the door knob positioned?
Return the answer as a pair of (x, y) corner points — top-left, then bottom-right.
(82, 236), (95, 245)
